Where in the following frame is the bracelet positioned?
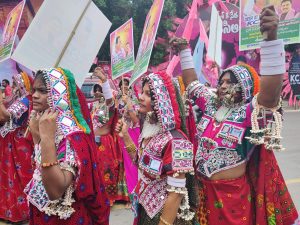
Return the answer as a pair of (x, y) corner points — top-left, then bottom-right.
(179, 48), (194, 70)
(125, 143), (136, 154)
(186, 80), (201, 95)
(101, 81), (113, 99)
(167, 176), (186, 188)
(160, 216), (173, 225)
(260, 39), (285, 75)
(41, 160), (59, 168)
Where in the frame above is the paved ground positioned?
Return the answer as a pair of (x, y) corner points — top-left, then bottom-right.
(1, 110), (299, 225)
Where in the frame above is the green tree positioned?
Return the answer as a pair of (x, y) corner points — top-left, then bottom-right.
(93, 0), (192, 66)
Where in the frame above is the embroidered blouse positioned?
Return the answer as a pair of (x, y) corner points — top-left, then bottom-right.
(188, 82), (257, 178)
(25, 138), (77, 219)
(133, 130), (194, 219)
(0, 97), (29, 137)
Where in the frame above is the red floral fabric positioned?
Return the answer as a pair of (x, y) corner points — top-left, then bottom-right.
(248, 145), (298, 225)
(198, 175), (253, 225)
(0, 127), (33, 222)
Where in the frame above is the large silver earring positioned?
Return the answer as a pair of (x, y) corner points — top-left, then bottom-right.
(145, 111), (157, 124)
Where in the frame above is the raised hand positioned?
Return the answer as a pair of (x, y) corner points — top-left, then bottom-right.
(93, 67), (107, 83)
(169, 37), (189, 55)
(260, 5), (279, 41)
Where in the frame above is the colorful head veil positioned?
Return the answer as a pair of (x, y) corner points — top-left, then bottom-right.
(12, 72), (33, 97)
(142, 71), (181, 132)
(37, 68), (91, 138)
(220, 64), (260, 103)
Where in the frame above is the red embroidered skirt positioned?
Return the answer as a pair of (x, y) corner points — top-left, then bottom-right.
(197, 175), (254, 225)
(97, 134), (129, 202)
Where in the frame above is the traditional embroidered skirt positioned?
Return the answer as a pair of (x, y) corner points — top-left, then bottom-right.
(0, 127), (33, 222)
(97, 134), (129, 202)
(197, 175), (254, 225)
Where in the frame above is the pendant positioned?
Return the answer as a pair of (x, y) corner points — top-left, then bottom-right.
(212, 121), (221, 131)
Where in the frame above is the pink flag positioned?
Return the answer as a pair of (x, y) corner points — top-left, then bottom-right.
(218, 1), (229, 12)
(166, 0), (198, 76)
(199, 19), (209, 50)
(182, 0), (198, 40)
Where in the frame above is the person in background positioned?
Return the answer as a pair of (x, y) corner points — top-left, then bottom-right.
(0, 72), (34, 223)
(2, 79), (12, 98)
(117, 78), (139, 204)
(89, 67), (129, 206)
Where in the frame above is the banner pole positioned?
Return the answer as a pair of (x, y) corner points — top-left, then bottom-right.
(54, 0), (92, 67)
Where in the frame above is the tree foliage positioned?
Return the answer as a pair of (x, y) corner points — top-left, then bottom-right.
(93, 0), (192, 66)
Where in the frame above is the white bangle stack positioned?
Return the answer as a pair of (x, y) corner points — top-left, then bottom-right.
(101, 81), (113, 99)
(167, 176), (186, 188)
(260, 39), (285, 76)
(179, 48), (195, 71)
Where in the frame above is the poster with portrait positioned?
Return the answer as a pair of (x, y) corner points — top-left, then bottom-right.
(0, 0), (26, 63)
(130, 0), (164, 86)
(240, 0), (300, 51)
(110, 19), (135, 79)
(289, 53), (300, 96)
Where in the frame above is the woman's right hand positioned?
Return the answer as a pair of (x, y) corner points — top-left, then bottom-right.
(93, 67), (107, 83)
(115, 119), (128, 138)
(169, 37), (189, 54)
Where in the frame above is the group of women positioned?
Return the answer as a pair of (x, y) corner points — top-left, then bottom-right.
(0, 5), (298, 225)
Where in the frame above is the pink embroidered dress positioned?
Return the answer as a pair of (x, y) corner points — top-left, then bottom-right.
(132, 72), (195, 225)
(0, 73), (33, 222)
(117, 91), (139, 194)
(187, 65), (298, 225)
(24, 68), (110, 225)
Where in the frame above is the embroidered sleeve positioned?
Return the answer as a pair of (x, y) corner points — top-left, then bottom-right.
(163, 139), (194, 177)
(7, 97), (29, 120)
(187, 81), (212, 123)
(43, 139), (78, 219)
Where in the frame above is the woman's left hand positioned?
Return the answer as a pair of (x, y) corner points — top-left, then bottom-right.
(39, 109), (58, 140)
